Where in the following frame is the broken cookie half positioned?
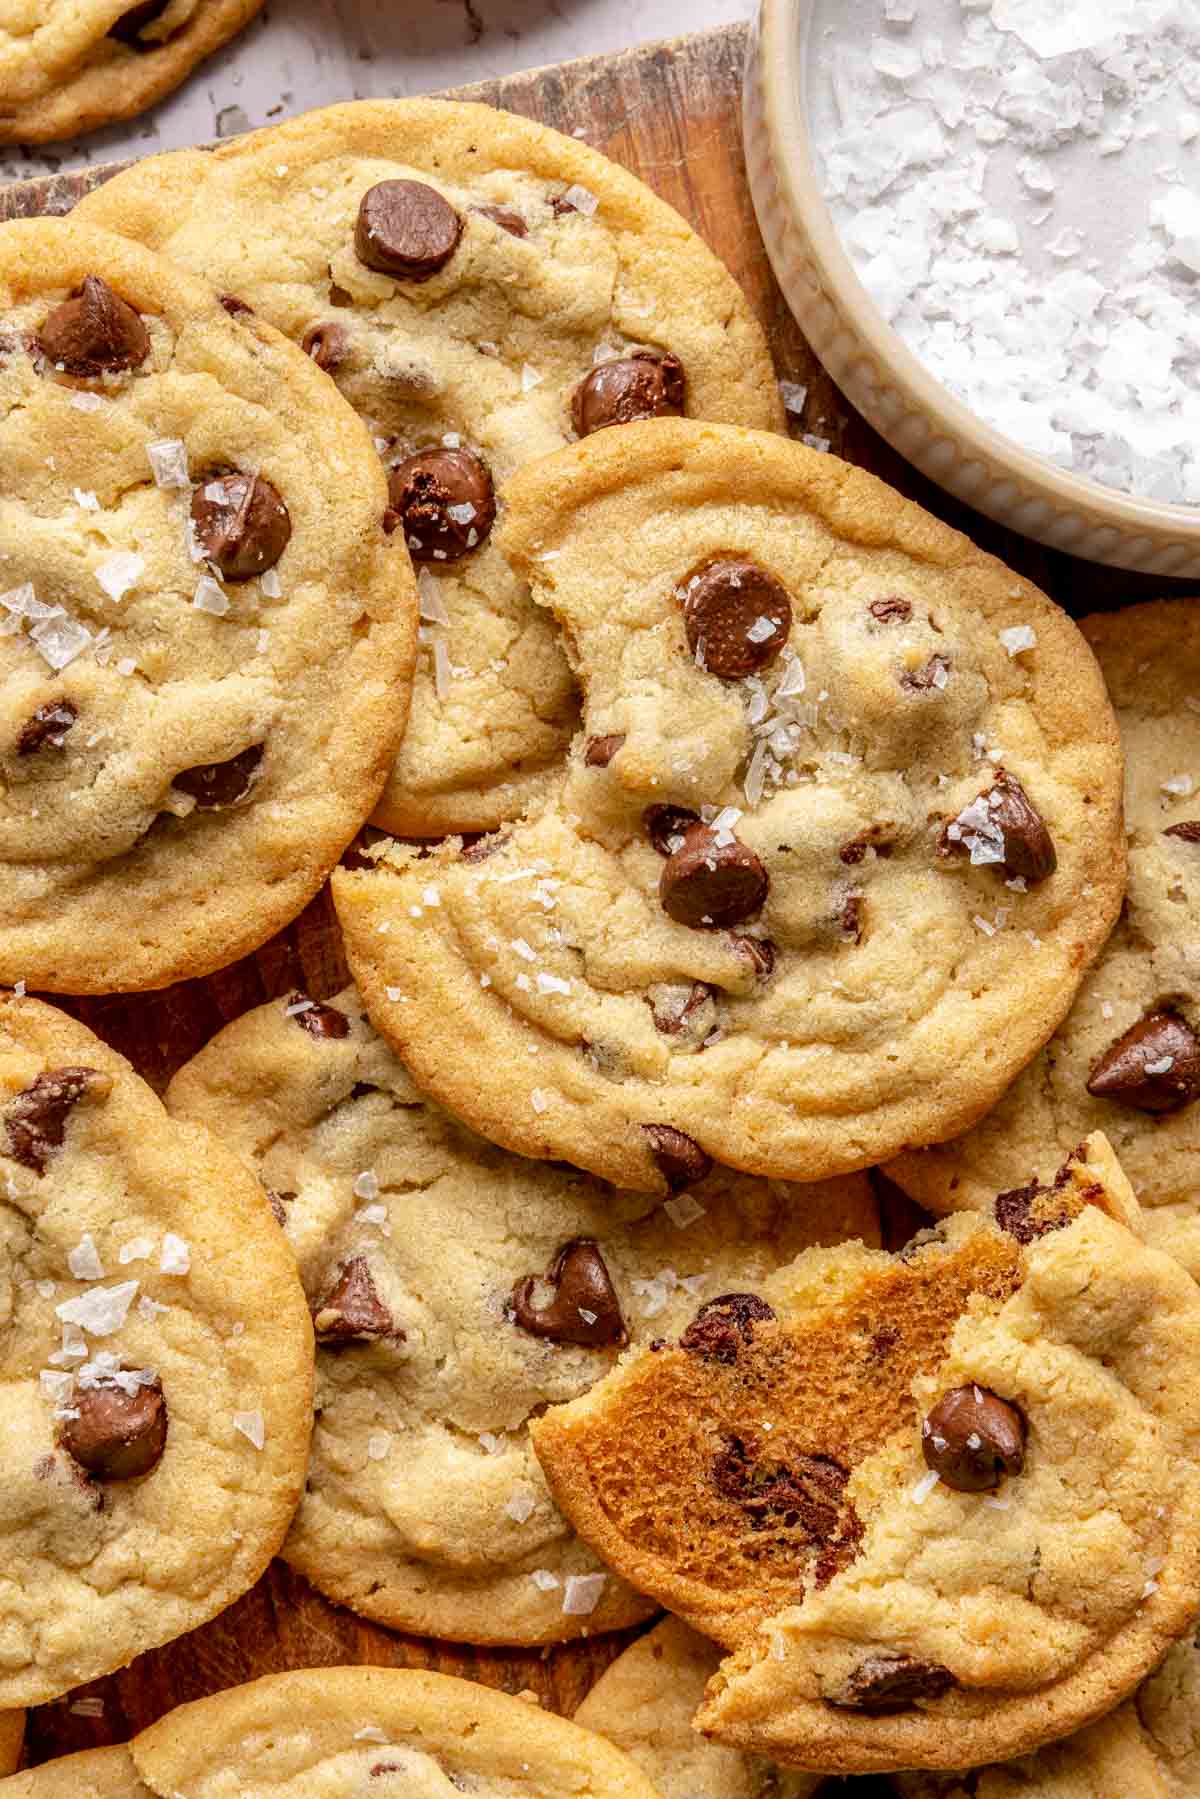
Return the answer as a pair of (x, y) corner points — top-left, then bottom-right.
(531, 1134), (1200, 1774)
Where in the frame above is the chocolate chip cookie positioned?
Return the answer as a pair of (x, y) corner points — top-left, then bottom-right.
(165, 983), (877, 1645)
(0, 2), (264, 145)
(0, 1745), (145, 1795)
(576, 1616), (820, 1799)
(76, 99), (783, 837)
(888, 602), (1200, 1281)
(0, 218), (415, 994)
(0, 993), (313, 1706)
(119, 1667), (662, 1795)
(334, 420), (1124, 1192)
(532, 1134), (1200, 1774)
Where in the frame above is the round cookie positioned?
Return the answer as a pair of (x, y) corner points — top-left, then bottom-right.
(335, 420), (1124, 1193)
(125, 1667), (663, 1795)
(532, 1135), (1200, 1773)
(0, 1717), (20, 1778)
(75, 98), (784, 837)
(0, 1746), (145, 1796)
(0, 218), (415, 995)
(0, 3), (264, 146)
(0, 993), (313, 1706)
(576, 1617), (820, 1798)
(889, 601), (1200, 1280)
(165, 983), (878, 1645)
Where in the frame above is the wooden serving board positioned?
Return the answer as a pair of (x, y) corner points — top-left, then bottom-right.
(0, 20), (1184, 1781)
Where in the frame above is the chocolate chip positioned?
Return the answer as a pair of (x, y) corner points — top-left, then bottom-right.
(830, 1653), (955, 1713)
(510, 1238), (627, 1347)
(571, 351), (686, 438)
(713, 1436), (850, 1539)
(660, 823), (768, 928)
(191, 472), (291, 581)
(679, 1292), (775, 1362)
(266, 1189), (296, 1226)
(643, 1123), (712, 1191)
(219, 293), (254, 318)
(461, 832), (508, 863)
(644, 804), (701, 857)
(922, 1386), (1025, 1493)
(731, 934), (777, 979)
(901, 655), (951, 692)
(172, 744), (262, 809)
(385, 447), (495, 562)
(840, 824), (895, 865)
(38, 276), (150, 377)
(868, 597), (912, 624)
(61, 1372), (166, 1480)
(5, 1067), (103, 1174)
(312, 1256), (397, 1344)
(288, 992), (350, 1040)
(108, 0), (171, 45)
(1086, 1009), (1200, 1114)
(941, 770), (1057, 885)
(17, 700), (77, 755)
(841, 894), (865, 942)
(355, 180), (463, 280)
(993, 1179), (1071, 1245)
(650, 981), (715, 1037)
(301, 321), (350, 372)
(474, 204), (528, 238)
(679, 557), (792, 679)
(551, 191), (584, 217)
(1165, 822), (1200, 844)
(584, 733), (625, 768)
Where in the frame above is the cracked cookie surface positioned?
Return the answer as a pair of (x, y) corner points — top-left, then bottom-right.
(889, 601), (1200, 1282)
(166, 982), (876, 1644)
(76, 99), (783, 836)
(0, 218), (415, 994)
(0, 994), (313, 1707)
(532, 1135), (1200, 1773)
(335, 421), (1124, 1192)
(0, 2), (264, 145)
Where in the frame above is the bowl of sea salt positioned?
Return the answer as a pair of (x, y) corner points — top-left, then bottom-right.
(744, 0), (1200, 575)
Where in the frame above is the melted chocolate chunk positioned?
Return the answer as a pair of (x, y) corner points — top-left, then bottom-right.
(385, 446), (495, 562)
(642, 1123), (712, 1191)
(922, 1385), (1026, 1492)
(355, 180), (463, 280)
(38, 276), (150, 377)
(993, 1169), (1074, 1245)
(679, 557), (793, 679)
(840, 824), (895, 865)
(712, 1435), (850, 1539)
(868, 596), (912, 624)
(61, 1373), (166, 1480)
(679, 1291), (775, 1363)
(191, 472), (291, 580)
(841, 893), (865, 943)
(1165, 821), (1200, 844)
(644, 804), (701, 857)
(584, 733), (625, 768)
(288, 992), (350, 1040)
(510, 1238), (627, 1347)
(830, 1653), (956, 1713)
(571, 351), (686, 437)
(301, 320), (350, 372)
(941, 770), (1057, 885)
(651, 981), (714, 1037)
(312, 1256), (397, 1344)
(660, 823), (768, 929)
(474, 204), (528, 238)
(5, 1067), (102, 1175)
(1086, 1009), (1200, 1114)
(219, 294), (254, 318)
(172, 744), (262, 810)
(17, 700), (77, 755)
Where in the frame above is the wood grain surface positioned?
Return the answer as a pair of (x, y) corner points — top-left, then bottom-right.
(0, 20), (1182, 1783)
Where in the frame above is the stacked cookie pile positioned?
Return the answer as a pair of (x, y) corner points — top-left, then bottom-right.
(0, 95), (1198, 1798)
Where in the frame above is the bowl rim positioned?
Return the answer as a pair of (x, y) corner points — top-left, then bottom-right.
(757, 0), (1200, 545)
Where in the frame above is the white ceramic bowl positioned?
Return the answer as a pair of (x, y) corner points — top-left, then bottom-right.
(743, 0), (1200, 578)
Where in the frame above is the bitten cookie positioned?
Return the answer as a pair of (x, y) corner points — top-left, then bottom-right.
(335, 420), (1124, 1193)
(896, 1634), (1200, 1796)
(0, 1745), (145, 1796)
(76, 99), (783, 836)
(0, 995), (313, 1707)
(576, 1616), (819, 1799)
(0, 218), (415, 994)
(0, 2), (264, 146)
(889, 601), (1200, 1280)
(532, 1135), (1200, 1773)
(165, 983), (877, 1644)
(113, 1667), (661, 1795)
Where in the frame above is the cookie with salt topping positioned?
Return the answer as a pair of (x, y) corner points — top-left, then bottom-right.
(76, 98), (783, 837)
(166, 982), (877, 1644)
(335, 420), (1124, 1193)
(889, 601), (1200, 1281)
(0, 218), (415, 994)
(0, 993), (312, 1707)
